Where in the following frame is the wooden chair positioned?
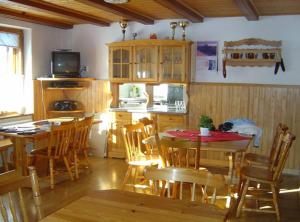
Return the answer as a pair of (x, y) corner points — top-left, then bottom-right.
(139, 117), (159, 155)
(0, 138), (13, 172)
(0, 166), (41, 222)
(158, 136), (201, 169)
(243, 123), (288, 169)
(32, 121), (75, 189)
(72, 116), (94, 179)
(121, 122), (161, 190)
(145, 167), (226, 201)
(236, 132), (296, 221)
(144, 167), (229, 221)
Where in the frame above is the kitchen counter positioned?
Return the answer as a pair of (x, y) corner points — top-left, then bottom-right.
(109, 106), (187, 115)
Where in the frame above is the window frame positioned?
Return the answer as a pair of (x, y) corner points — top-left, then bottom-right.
(0, 26), (24, 75)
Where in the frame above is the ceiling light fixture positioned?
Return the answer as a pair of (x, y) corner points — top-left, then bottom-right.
(104, 0), (128, 3)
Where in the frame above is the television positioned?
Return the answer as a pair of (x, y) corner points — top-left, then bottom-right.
(51, 51), (80, 78)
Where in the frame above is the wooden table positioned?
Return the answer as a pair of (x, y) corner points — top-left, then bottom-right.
(40, 189), (228, 222)
(0, 117), (101, 176)
(0, 117), (100, 188)
(148, 132), (252, 184)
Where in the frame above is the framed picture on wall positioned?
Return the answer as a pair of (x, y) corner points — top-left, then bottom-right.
(194, 41), (218, 81)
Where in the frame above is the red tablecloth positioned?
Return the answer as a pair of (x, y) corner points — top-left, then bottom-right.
(166, 130), (250, 142)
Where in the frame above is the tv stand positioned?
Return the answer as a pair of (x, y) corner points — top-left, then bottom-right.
(34, 77), (96, 120)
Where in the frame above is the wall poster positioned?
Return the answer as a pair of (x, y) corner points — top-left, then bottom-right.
(194, 41), (218, 81)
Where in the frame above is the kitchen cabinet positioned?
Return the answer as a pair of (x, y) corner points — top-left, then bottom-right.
(107, 40), (192, 83)
(107, 112), (187, 158)
(107, 112), (132, 158)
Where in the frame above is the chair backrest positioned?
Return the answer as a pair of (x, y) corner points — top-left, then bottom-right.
(158, 137), (201, 169)
(122, 122), (147, 162)
(269, 123), (288, 170)
(145, 167), (225, 203)
(47, 121), (75, 158)
(272, 132), (296, 182)
(0, 167), (40, 222)
(139, 117), (158, 155)
(139, 117), (158, 137)
(73, 116), (94, 153)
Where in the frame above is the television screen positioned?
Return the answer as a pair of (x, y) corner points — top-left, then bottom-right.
(52, 51), (80, 77)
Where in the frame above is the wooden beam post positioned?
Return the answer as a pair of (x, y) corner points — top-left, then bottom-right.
(0, 8), (73, 29)
(154, 0), (203, 23)
(8, 0), (110, 26)
(77, 0), (154, 25)
(234, 0), (259, 21)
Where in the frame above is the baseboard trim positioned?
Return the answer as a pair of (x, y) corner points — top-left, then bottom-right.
(283, 168), (300, 176)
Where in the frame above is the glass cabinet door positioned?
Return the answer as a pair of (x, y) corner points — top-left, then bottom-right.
(133, 46), (158, 82)
(160, 46), (185, 82)
(110, 47), (131, 80)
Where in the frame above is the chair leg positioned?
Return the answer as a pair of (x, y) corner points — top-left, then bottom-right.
(74, 152), (79, 179)
(122, 165), (132, 190)
(83, 150), (90, 168)
(271, 184), (280, 221)
(236, 178), (250, 217)
(49, 159), (54, 189)
(63, 156), (74, 181)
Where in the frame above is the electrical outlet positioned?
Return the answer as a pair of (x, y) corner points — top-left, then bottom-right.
(81, 66), (88, 72)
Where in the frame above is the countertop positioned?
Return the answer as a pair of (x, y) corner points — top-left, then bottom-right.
(109, 106), (187, 115)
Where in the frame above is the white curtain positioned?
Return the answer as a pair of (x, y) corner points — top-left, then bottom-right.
(0, 74), (25, 113)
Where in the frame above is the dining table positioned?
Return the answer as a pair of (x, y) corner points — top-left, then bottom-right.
(0, 117), (101, 194)
(40, 189), (228, 222)
(161, 130), (253, 184)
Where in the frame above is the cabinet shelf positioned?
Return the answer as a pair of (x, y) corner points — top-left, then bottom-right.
(46, 87), (85, 90)
(225, 60), (277, 67)
(48, 110), (85, 114)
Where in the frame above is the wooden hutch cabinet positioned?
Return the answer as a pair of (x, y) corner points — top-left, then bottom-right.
(107, 40), (192, 83)
(106, 39), (192, 158)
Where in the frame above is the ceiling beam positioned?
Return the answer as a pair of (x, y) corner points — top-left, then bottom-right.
(0, 8), (73, 29)
(76, 0), (154, 25)
(153, 0), (203, 23)
(234, 0), (259, 21)
(7, 0), (110, 26)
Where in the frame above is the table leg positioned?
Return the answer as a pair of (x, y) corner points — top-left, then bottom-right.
(12, 137), (28, 176)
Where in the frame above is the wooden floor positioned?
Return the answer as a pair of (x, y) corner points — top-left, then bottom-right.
(10, 157), (300, 222)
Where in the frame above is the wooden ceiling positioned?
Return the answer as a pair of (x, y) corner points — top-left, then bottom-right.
(0, 0), (299, 29)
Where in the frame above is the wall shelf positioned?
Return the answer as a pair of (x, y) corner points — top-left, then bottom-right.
(222, 38), (285, 78)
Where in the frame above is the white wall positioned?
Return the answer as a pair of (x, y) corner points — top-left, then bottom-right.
(1, 18), (72, 113)
(0, 17), (72, 79)
(71, 15), (300, 85)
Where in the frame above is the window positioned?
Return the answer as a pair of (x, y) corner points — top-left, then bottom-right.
(0, 26), (23, 75)
(0, 26), (25, 116)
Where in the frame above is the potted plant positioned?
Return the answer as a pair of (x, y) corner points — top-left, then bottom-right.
(198, 115), (214, 136)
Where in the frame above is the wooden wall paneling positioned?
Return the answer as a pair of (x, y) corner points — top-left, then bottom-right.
(33, 80), (43, 120)
(189, 83), (300, 171)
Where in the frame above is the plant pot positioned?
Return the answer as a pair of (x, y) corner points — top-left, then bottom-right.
(200, 127), (210, 136)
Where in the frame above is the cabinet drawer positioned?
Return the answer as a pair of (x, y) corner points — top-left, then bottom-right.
(115, 112), (132, 121)
(158, 114), (185, 123)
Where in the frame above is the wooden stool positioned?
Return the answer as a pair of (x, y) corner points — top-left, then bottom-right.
(0, 138), (13, 172)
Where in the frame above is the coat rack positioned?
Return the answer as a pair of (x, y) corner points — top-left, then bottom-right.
(222, 38), (285, 78)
